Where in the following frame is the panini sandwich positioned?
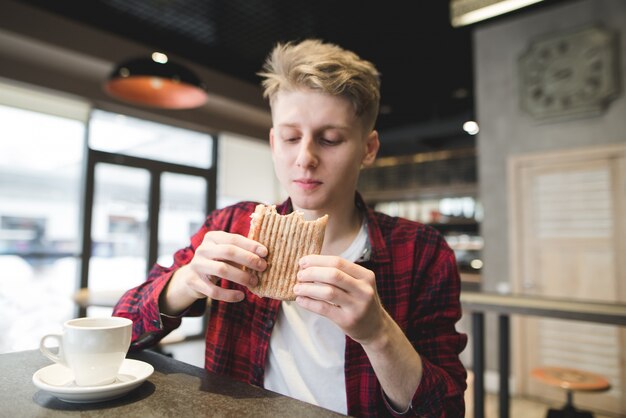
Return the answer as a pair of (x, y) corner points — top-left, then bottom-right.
(247, 204), (328, 300)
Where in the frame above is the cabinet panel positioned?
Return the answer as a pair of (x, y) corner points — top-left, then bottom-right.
(509, 144), (626, 415)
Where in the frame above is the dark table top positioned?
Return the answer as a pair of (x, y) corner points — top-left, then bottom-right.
(0, 349), (344, 417)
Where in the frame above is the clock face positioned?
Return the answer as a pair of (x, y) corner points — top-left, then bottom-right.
(519, 26), (619, 119)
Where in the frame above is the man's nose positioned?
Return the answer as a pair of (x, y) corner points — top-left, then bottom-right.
(295, 137), (319, 168)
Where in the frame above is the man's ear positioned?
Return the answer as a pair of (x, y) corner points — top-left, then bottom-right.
(362, 130), (380, 167)
(269, 128), (275, 151)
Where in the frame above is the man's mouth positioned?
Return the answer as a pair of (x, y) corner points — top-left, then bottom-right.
(294, 178), (322, 190)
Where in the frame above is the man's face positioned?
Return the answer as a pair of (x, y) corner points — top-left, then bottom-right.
(269, 89), (379, 214)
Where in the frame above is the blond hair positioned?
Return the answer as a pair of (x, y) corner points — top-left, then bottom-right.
(258, 39), (381, 131)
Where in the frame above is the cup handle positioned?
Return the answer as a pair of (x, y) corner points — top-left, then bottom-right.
(40, 334), (65, 365)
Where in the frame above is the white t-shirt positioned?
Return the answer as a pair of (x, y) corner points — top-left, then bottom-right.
(263, 221), (369, 414)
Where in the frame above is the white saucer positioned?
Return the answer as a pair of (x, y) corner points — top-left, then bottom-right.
(32, 359), (154, 403)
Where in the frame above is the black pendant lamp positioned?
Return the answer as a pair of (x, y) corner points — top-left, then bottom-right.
(104, 52), (208, 109)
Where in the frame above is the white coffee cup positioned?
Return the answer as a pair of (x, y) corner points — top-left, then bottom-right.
(40, 317), (132, 387)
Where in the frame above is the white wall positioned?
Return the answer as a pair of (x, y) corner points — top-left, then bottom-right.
(217, 133), (285, 208)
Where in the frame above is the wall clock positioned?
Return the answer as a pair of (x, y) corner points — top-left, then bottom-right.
(519, 26), (620, 120)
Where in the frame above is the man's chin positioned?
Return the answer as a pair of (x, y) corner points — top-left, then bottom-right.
(290, 194), (325, 212)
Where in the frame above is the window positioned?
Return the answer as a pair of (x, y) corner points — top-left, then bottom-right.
(89, 109), (213, 169)
(0, 104), (85, 353)
(84, 110), (215, 340)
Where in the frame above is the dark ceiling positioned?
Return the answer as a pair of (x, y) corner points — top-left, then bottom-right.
(20, 0), (569, 156)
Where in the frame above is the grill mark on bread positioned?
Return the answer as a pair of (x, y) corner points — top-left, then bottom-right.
(273, 215), (291, 297)
(283, 215), (303, 297)
(271, 211), (288, 298)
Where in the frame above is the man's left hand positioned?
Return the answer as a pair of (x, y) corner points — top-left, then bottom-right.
(294, 254), (388, 345)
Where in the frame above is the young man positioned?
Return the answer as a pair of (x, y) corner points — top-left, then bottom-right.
(113, 39), (467, 417)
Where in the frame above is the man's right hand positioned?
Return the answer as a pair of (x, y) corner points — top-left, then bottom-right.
(160, 231), (268, 315)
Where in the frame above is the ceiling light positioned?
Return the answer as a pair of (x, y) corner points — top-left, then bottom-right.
(463, 120), (480, 135)
(470, 259), (484, 270)
(151, 52), (168, 64)
(450, 0), (545, 27)
(104, 54), (208, 109)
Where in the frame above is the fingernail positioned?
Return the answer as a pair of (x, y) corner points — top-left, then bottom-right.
(256, 246), (268, 257)
(293, 284), (300, 293)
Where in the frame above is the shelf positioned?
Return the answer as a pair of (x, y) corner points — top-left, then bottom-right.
(429, 220), (479, 234)
(362, 183), (477, 203)
(461, 273), (481, 283)
(448, 242), (483, 251)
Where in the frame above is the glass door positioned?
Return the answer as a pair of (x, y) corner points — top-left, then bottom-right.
(159, 173), (209, 337)
(86, 163), (150, 317)
(81, 110), (216, 341)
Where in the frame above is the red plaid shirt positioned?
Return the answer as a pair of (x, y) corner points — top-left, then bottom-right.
(113, 193), (467, 417)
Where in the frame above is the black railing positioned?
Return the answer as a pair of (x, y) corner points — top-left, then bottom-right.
(461, 292), (626, 418)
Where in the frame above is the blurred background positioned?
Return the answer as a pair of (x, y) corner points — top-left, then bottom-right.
(1, 0), (624, 416)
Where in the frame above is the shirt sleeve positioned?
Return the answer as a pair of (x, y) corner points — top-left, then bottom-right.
(383, 356), (466, 417)
(112, 203), (254, 351)
(112, 230), (209, 351)
(384, 232), (468, 417)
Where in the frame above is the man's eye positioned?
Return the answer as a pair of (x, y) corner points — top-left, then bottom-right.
(320, 138), (340, 146)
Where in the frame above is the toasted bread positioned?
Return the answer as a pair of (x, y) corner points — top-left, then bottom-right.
(247, 204), (328, 300)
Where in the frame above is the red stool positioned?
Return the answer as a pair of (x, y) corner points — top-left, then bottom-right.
(531, 366), (611, 418)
